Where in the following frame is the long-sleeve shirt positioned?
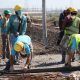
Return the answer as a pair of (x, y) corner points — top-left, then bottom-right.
(7, 15), (27, 36)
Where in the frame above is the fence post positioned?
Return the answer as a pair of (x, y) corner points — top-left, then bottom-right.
(42, 0), (47, 48)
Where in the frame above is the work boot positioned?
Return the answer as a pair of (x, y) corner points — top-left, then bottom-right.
(10, 65), (14, 71)
(61, 55), (66, 63)
(57, 39), (61, 45)
(65, 63), (72, 68)
(14, 60), (19, 65)
(72, 57), (75, 62)
(2, 53), (5, 59)
(3, 60), (10, 71)
(61, 50), (66, 63)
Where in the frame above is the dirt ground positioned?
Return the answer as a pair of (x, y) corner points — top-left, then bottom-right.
(0, 23), (80, 80)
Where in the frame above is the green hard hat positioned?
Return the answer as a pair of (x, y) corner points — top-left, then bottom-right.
(4, 10), (11, 15)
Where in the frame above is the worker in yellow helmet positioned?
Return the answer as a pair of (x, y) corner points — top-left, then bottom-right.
(58, 7), (72, 63)
(60, 7), (80, 63)
(14, 41), (24, 52)
(3, 35), (33, 71)
(7, 4), (27, 43)
(6, 5), (27, 62)
(65, 34), (80, 67)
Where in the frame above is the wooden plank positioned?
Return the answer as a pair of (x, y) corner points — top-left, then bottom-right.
(0, 66), (80, 75)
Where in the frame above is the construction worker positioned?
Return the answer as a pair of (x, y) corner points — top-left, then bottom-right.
(58, 8), (72, 63)
(25, 13), (32, 35)
(65, 34), (80, 67)
(1, 10), (11, 59)
(61, 7), (80, 64)
(4, 35), (33, 71)
(0, 14), (2, 27)
(57, 10), (67, 45)
(6, 5), (27, 61)
(7, 4), (27, 47)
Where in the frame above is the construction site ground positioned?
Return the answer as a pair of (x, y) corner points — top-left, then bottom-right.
(0, 23), (80, 80)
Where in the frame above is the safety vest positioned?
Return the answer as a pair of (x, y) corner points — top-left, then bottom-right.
(68, 34), (80, 49)
(65, 16), (80, 35)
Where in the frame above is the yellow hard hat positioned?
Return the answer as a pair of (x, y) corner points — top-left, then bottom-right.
(14, 5), (23, 11)
(14, 42), (24, 52)
(67, 7), (73, 12)
(71, 8), (78, 12)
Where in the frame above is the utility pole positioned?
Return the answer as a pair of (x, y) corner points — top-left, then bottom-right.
(42, 0), (47, 48)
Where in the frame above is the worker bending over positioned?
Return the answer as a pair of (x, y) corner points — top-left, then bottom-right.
(4, 35), (33, 71)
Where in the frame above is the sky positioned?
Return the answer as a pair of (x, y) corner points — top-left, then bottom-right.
(0, 0), (80, 10)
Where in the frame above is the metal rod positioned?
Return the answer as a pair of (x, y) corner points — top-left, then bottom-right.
(42, 0), (47, 47)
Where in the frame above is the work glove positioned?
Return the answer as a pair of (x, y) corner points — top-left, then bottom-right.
(15, 32), (19, 37)
(24, 64), (30, 69)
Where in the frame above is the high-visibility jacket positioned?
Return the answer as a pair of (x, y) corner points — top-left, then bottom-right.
(65, 16), (80, 35)
(68, 34), (80, 49)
